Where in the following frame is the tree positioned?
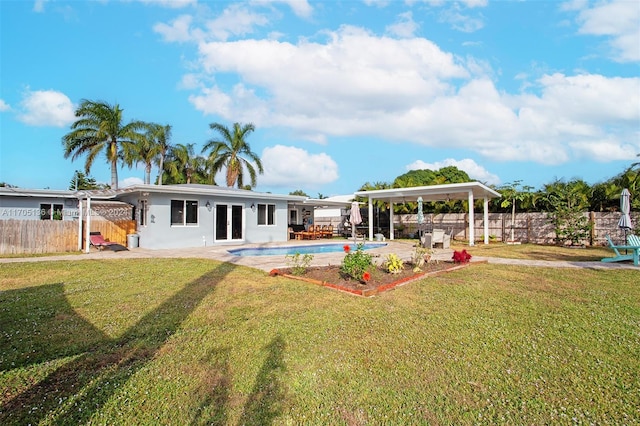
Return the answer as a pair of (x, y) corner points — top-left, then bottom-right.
(202, 122), (263, 188)
(163, 143), (206, 185)
(290, 190), (309, 197)
(62, 100), (147, 189)
(68, 170), (109, 190)
(498, 180), (533, 242)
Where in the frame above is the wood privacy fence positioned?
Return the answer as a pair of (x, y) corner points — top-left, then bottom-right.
(315, 212), (639, 246)
(0, 219), (136, 255)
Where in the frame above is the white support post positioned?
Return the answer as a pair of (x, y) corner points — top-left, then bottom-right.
(77, 199), (83, 251)
(483, 197), (489, 244)
(85, 196), (91, 253)
(389, 199), (395, 240)
(368, 198), (374, 241)
(468, 190), (475, 246)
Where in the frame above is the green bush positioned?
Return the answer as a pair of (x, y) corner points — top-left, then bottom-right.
(340, 243), (372, 282)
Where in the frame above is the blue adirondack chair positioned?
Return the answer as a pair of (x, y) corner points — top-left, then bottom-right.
(602, 235), (640, 266)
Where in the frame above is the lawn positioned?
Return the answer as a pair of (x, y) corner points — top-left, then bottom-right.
(1, 257), (638, 425)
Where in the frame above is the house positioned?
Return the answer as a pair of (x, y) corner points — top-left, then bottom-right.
(107, 184), (307, 249)
(1, 184), (312, 251)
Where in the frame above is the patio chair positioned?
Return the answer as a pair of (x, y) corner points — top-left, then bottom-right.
(89, 232), (116, 251)
(601, 235), (640, 266)
(432, 228), (451, 249)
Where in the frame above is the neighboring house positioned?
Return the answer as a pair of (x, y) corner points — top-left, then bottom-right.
(0, 188), (80, 221)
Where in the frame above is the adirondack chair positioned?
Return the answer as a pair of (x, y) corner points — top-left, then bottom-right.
(601, 235), (640, 266)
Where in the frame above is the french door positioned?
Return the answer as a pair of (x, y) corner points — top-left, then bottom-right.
(215, 204), (244, 241)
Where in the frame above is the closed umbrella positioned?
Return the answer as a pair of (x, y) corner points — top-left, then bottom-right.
(618, 188), (632, 244)
(417, 196), (424, 240)
(349, 201), (362, 244)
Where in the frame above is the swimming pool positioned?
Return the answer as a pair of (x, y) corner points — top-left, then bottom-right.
(228, 242), (387, 257)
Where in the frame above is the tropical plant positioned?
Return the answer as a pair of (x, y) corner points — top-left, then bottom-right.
(290, 189), (309, 197)
(285, 252), (314, 276)
(202, 122), (263, 189)
(384, 253), (404, 274)
(452, 249), (472, 263)
(163, 143), (206, 185)
(68, 170), (108, 190)
(340, 244), (372, 282)
(499, 180), (533, 242)
(62, 99), (147, 189)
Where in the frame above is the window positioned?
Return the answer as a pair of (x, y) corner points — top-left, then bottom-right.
(40, 203), (63, 220)
(289, 209), (298, 224)
(257, 203), (276, 225)
(171, 200), (198, 226)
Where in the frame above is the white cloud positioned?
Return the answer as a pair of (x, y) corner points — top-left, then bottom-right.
(33, 0), (48, 12)
(0, 99), (10, 112)
(407, 158), (500, 185)
(260, 145), (339, 187)
(137, 0), (196, 9)
(120, 177), (144, 188)
(154, 15), (193, 42)
(204, 4), (269, 41)
(250, 0), (313, 18)
(386, 12), (418, 38)
(574, 0), (640, 62)
(171, 20), (638, 169)
(17, 89), (75, 127)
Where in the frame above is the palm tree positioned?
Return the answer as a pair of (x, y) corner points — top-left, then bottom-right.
(202, 122), (264, 188)
(62, 100), (147, 189)
(124, 123), (172, 185)
(164, 143), (205, 184)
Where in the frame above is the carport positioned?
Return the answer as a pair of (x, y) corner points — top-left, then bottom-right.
(354, 182), (501, 245)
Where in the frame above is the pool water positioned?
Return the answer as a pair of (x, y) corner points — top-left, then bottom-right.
(228, 242), (387, 257)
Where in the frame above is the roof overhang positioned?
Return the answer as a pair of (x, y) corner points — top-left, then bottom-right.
(354, 182), (501, 203)
(301, 198), (354, 208)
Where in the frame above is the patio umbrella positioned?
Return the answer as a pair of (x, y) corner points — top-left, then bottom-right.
(618, 188), (632, 244)
(349, 201), (362, 244)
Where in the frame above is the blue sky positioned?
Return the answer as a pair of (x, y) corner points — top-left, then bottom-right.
(1, 0), (639, 196)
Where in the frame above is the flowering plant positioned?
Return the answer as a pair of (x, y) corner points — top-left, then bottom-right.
(343, 244), (351, 253)
(362, 271), (371, 282)
(340, 243), (372, 283)
(452, 249), (472, 263)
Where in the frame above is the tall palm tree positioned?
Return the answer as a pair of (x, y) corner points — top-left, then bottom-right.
(124, 123), (173, 185)
(62, 99), (146, 189)
(202, 122), (263, 188)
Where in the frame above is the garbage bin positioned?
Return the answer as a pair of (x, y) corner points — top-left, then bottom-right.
(127, 234), (139, 248)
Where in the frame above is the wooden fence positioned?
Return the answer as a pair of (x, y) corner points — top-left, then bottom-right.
(0, 219), (136, 255)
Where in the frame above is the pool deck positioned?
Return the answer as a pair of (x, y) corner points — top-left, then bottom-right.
(1, 238), (638, 271)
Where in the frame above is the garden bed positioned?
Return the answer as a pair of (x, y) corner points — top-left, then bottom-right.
(271, 261), (472, 297)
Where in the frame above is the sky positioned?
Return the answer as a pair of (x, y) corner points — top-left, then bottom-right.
(1, 0), (639, 197)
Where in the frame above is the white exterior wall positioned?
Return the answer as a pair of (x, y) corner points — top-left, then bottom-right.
(0, 196), (78, 221)
(118, 193), (290, 249)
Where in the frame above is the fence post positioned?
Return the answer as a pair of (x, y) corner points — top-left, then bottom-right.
(589, 211), (595, 246)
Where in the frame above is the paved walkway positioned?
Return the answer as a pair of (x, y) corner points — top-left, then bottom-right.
(1, 240), (638, 271)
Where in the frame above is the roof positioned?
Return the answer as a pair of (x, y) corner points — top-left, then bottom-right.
(354, 182), (501, 203)
(93, 184), (308, 202)
(302, 197), (354, 208)
(0, 187), (78, 199)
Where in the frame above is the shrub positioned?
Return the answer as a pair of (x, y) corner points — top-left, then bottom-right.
(340, 243), (372, 282)
(384, 253), (404, 274)
(285, 252), (314, 275)
(452, 249), (472, 263)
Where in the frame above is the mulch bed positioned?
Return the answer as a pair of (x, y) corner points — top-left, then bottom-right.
(270, 261), (472, 297)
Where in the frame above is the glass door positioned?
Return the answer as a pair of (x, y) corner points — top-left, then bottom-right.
(215, 204), (244, 241)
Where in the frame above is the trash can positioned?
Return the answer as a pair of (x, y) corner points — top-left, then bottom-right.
(127, 234), (139, 248)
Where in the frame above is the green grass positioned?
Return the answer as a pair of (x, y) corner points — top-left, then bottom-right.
(1, 257), (639, 425)
(453, 241), (614, 262)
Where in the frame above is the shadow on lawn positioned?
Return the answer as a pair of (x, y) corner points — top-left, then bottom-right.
(1, 262), (284, 425)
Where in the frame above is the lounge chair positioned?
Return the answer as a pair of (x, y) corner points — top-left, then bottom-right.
(432, 228), (451, 249)
(601, 235), (640, 266)
(89, 232), (115, 251)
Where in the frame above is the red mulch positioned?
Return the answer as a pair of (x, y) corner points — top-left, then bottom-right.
(272, 262), (468, 297)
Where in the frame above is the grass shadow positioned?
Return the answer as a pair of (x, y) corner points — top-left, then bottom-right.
(0, 263), (235, 425)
